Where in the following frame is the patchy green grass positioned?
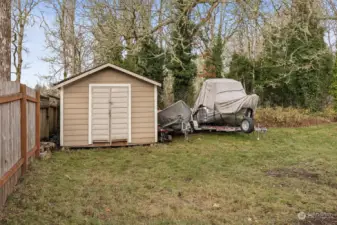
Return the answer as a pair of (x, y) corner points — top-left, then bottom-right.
(1, 125), (337, 225)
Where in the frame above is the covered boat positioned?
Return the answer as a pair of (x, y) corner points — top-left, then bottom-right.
(192, 79), (259, 131)
(158, 100), (192, 131)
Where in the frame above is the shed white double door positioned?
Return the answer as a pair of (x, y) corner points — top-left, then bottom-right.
(90, 85), (131, 144)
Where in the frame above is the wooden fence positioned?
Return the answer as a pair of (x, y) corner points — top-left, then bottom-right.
(40, 95), (59, 140)
(0, 82), (40, 207)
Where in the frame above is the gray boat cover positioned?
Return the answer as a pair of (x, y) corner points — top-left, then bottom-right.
(193, 79), (259, 114)
(158, 100), (192, 128)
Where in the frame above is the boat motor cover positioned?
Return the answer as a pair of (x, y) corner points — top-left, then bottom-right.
(193, 79), (259, 114)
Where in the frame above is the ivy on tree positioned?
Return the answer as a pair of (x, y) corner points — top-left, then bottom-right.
(167, 1), (197, 105)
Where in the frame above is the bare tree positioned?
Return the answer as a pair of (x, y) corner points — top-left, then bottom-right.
(42, 0), (84, 81)
(85, 0), (157, 64)
(0, 0), (11, 81)
(12, 0), (41, 82)
(322, 0), (337, 51)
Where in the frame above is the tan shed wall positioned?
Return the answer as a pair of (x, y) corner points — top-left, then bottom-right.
(63, 68), (155, 146)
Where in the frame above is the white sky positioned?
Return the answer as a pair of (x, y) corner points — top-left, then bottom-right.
(11, 25), (49, 88)
(11, 5), (52, 89)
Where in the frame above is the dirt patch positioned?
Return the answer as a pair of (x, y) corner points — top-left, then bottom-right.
(298, 212), (337, 225)
(266, 168), (319, 180)
(266, 168), (337, 189)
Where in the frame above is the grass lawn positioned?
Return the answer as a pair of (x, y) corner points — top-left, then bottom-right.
(1, 125), (337, 225)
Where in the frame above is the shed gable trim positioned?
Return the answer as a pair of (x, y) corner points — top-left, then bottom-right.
(53, 64), (161, 89)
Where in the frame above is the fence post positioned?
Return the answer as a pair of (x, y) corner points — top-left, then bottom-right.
(20, 84), (28, 174)
(35, 91), (40, 157)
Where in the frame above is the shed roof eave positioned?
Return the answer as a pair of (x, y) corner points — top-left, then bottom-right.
(52, 63), (162, 89)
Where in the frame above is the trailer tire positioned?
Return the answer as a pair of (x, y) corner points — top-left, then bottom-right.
(241, 117), (254, 133)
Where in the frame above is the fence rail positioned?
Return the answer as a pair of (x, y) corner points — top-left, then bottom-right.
(0, 82), (40, 207)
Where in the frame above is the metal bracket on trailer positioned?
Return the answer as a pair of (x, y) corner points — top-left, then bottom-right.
(254, 125), (267, 140)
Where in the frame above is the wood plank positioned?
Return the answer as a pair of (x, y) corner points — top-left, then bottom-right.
(64, 98), (89, 104)
(64, 86), (154, 93)
(132, 117), (155, 123)
(64, 103), (88, 109)
(63, 119), (87, 125)
(92, 124), (109, 130)
(27, 146), (37, 159)
(64, 130), (88, 136)
(131, 123), (154, 128)
(40, 109), (49, 139)
(26, 95), (37, 103)
(0, 82), (26, 206)
(65, 68), (154, 88)
(0, 93), (22, 104)
(132, 127), (154, 133)
(62, 140), (88, 146)
(132, 101), (154, 107)
(132, 133), (155, 138)
(130, 92), (153, 97)
(0, 158), (24, 188)
(64, 124), (88, 130)
(111, 118), (128, 123)
(35, 92), (40, 157)
(64, 92), (88, 98)
(20, 84), (28, 174)
(63, 100), (154, 111)
(131, 138), (155, 144)
(26, 86), (36, 98)
(27, 101), (36, 153)
(70, 79), (152, 88)
(64, 108), (87, 114)
(132, 96), (153, 102)
(0, 169), (21, 207)
(64, 136), (88, 141)
(132, 112), (156, 118)
(64, 114), (88, 120)
(65, 141), (128, 148)
(110, 134), (128, 139)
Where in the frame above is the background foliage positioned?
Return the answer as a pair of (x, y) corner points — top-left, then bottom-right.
(8, 0), (337, 111)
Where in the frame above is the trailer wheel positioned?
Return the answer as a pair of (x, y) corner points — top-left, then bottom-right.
(241, 117), (254, 133)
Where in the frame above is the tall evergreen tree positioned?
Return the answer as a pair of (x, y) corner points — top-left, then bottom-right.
(227, 53), (254, 93)
(137, 36), (165, 84)
(167, 0), (197, 105)
(137, 36), (165, 107)
(206, 34), (224, 78)
(258, 0), (333, 110)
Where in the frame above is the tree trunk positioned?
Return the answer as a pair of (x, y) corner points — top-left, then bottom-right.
(158, 0), (163, 49)
(0, 0), (11, 82)
(15, 0), (24, 82)
(16, 21), (24, 82)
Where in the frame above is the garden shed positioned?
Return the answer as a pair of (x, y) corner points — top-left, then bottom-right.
(53, 63), (161, 147)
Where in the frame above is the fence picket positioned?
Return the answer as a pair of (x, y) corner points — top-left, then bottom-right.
(0, 82), (41, 208)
